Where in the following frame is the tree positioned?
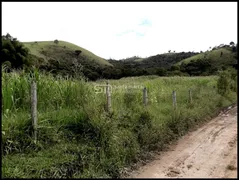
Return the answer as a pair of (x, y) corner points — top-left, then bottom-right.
(75, 50), (82, 56)
(180, 59), (212, 76)
(1, 33), (31, 69)
(168, 50), (171, 53)
(229, 41), (235, 46)
(2, 33), (13, 41)
(54, 39), (59, 44)
(217, 70), (231, 96)
(220, 51), (223, 57)
(170, 65), (180, 71)
(156, 67), (167, 76)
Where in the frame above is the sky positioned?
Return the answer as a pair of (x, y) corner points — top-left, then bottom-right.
(2, 2), (238, 60)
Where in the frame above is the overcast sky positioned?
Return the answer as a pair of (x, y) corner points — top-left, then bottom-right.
(2, 2), (237, 60)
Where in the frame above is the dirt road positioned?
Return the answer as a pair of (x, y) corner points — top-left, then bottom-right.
(129, 106), (237, 178)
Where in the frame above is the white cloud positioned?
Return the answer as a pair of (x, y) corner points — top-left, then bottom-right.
(2, 2), (237, 60)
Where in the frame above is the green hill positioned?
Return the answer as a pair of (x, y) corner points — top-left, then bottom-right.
(21, 40), (113, 80)
(23, 41), (112, 66)
(173, 47), (237, 76)
(2, 33), (237, 80)
(176, 47), (236, 67)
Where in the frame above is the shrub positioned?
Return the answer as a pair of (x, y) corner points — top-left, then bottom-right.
(217, 70), (231, 96)
(75, 50), (82, 56)
(217, 68), (237, 96)
(54, 39), (59, 44)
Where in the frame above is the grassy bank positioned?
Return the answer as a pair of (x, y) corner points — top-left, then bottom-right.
(1, 70), (237, 178)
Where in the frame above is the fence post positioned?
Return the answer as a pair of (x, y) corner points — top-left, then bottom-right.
(31, 81), (37, 143)
(189, 89), (192, 103)
(106, 81), (111, 112)
(143, 87), (148, 106)
(172, 90), (177, 109)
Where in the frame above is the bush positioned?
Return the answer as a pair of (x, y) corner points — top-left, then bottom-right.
(123, 90), (137, 108)
(75, 50), (82, 56)
(54, 39), (59, 44)
(217, 68), (237, 96)
(217, 70), (230, 96)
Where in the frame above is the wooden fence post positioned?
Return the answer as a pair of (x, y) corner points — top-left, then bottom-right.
(172, 90), (177, 109)
(143, 87), (148, 106)
(31, 81), (37, 143)
(106, 81), (111, 112)
(189, 89), (192, 103)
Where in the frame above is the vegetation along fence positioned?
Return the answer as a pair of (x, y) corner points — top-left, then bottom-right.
(30, 80), (196, 142)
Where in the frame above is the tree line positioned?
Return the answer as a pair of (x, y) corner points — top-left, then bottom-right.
(1, 33), (237, 80)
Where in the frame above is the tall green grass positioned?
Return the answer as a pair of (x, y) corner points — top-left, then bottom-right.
(2, 69), (237, 178)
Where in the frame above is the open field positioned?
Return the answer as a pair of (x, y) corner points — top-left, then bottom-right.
(1, 70), (237, 178)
